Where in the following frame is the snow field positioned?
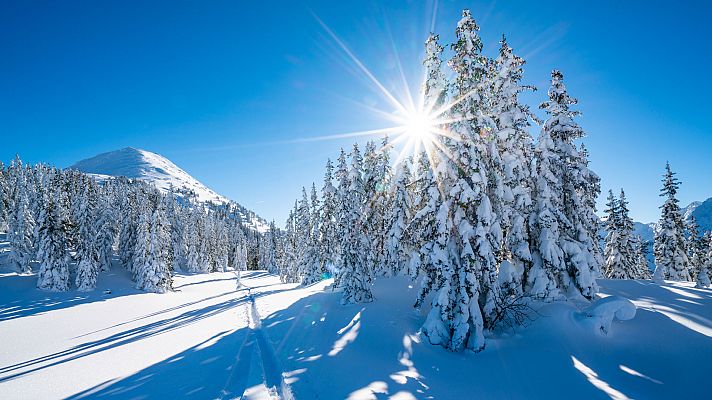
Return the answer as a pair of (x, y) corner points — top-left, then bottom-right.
(1, 270), (711, 399)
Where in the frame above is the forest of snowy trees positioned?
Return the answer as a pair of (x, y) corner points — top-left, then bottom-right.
(270, 10), (712, 351)
(274, 10), (603, 352)
(2, 9), (710, 354)
(0, 157), (263, 293)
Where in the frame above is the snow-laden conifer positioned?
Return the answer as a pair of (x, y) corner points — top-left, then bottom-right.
(653, 163), (691, 282)
(36, 184), (70, 291)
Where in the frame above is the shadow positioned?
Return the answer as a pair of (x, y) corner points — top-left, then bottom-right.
(0, 296), (251, 383)
(41, 277), (712, 399)
(65, 327), (253, 399)
(0, 264), (144, 323)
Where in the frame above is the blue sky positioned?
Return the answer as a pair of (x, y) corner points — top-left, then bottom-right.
(1, 0), (710, 224)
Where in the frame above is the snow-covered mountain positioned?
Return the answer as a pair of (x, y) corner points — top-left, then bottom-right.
(71, 147), (227, 204)
(70, 147), (268, 232)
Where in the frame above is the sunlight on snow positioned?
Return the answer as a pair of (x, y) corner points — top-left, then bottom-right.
(633, 300), (712, 338)
(347, 381), (389, 400)
(571, 356), (631, 400)
(328, 309), (363, 356)
(619, 365), (663, 385)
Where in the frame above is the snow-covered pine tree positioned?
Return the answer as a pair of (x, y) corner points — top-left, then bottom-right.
(414, 11), (503, 351)
(371, 137), (393, 277)
(133, 193), (173, 293)
(361, 141), (381, 275)
(696, 232), (712, 288)
(339, 144), (373, 304)
(264, 221), (279, 274)
(383, 161), (412, 276)
(0, 161), (8, 230)
(165, 191), (186, 272)
(409, 154), (442, 300)
(74, 181), (100, 291)
(308, 183), (323, 279)
(490, 35), (536, 296)
(318, 159), (338, 275)
(578, 144), (604, 276)
(280, 202), (300, 283)
(653, 163), (691, 282)
(118, 181), (139, 275)
(95, 183), (118, 271)
(686, 216), (705, 280)
(603, 190), (623, 277)
(36, 183), (70, 291)
(332, 148), (350, 287)
(632, 235), (653, 279)
(7, 158), (36, 273)
(297, 187), (321, 284)
(528, 69), (599, 300)
(604, 190), (637, 279)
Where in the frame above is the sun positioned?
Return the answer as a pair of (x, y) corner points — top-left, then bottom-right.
(404, 112), (435, 142)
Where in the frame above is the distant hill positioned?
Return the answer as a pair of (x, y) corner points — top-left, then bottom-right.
(70, 147), (268, 232)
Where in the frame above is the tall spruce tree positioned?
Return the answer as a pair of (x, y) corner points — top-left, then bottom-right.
(318, 159), (338, 275)
(338, 144), (373, 304)
(653, 163), (691, 282)
(36, 185), (70, 291)
(686, 216), (705, 280)
(383, 161), (412, 276)
(491, 35), (536, 295)
(7, 162), (36, 273)
(696, 232), (712, 288)
(529, 70), (599, 300)
(604, 190), (637, 279)
(75, 182), (100, 291)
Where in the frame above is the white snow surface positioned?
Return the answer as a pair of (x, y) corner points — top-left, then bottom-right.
(1, 268), (710, 399)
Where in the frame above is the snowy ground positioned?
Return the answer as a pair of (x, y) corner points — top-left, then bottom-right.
(1, 265), (711, 399)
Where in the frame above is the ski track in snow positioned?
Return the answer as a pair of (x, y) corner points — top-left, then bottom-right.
(220, 278), (293, 400)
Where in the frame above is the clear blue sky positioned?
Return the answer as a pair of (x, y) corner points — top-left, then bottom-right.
(2, 0), (710, 224)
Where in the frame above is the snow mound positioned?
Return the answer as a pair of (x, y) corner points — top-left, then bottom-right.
(578, 295), (636, 336)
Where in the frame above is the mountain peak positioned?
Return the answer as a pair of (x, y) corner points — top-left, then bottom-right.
(70, 147), (227, 204)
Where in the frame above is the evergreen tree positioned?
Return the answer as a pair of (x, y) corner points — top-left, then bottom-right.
(333, 149), (350, 287)
(0, 161), (8, 230)
(686, 216), (705, 280)
(528, 70), (599, 300)
(318, 159), (338, 275)
(423, 33), (447, 110)
(75, 182), (100, 291)
(338, 144), (373, 304)
(696, 232), (712, 288)
(36, 185), (70, 291)
(264, 221), (279, 274)
(383, 161), (412, 276)
(133, 194), (173, 293)
(118, 183), (139, 275)
(633, 235), (653, 280)
(7, 160), (36, 273)
(95, 184), (118, 271)
(491, 35), (536, 295)
(604, 190), (637, 279)
(653, 163), (691, 282)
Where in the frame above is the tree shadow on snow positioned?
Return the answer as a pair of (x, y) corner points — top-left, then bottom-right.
(0, 263), (143, 323)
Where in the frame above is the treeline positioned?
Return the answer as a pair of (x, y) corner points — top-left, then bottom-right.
(0, 158), (262, 292)
(272, 10), (603, 352)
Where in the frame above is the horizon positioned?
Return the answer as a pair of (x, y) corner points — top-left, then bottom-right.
(2, 0), (711, 224)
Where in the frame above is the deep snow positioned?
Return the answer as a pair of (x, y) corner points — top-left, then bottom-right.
(1, 266), (710, 399)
